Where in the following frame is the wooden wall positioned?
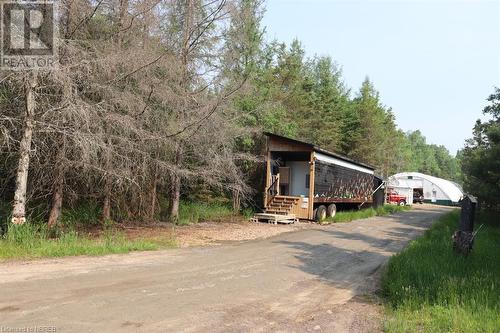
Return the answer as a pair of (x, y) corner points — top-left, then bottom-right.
(268, 136), (313, 153)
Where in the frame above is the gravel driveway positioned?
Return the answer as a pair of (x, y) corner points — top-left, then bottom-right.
(0, 205), (454, 333)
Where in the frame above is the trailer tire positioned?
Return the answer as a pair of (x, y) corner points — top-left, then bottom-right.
(315, 205), (327, 222)
(327, 204), (337, 218)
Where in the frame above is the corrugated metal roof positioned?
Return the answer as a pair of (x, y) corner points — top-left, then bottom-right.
(388, 172), (464, 202)
(263, 132), (376, 170)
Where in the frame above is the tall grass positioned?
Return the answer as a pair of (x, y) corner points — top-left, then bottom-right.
(0, 223), (175, 260)
(382, 210), (500, 332)
(324, 204), (410, 223)
(59, 201), (102, 227)
(178, 201), (234, 225)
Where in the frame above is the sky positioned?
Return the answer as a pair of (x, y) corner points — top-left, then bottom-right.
(262, 0), (500, 155)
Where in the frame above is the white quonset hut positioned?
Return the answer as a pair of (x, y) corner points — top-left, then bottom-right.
(387, 172), (463, 206)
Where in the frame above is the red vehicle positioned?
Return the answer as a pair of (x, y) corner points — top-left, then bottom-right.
(387, 192), (407, 205)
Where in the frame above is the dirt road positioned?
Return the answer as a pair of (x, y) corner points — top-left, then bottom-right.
(0, 205), (454, 332)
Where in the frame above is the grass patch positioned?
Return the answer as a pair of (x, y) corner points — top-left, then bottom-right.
(324, 204), (410, 224)
(381, 210), (500, 333)
(59, 201), (102, 227)
(178, 201), (235, 225)
(0, 223), (176, 260)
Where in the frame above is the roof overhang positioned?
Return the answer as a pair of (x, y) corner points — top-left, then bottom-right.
(315, 151), (374, 175)
(264, 132), (375, 171)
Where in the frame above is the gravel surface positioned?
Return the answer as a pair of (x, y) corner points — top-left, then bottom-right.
(123, 218), (314, 248)
(173, 220), (313, 247)
(0, 205), (454, 332)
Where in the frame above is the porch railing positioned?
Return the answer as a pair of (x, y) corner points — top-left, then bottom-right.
(266, 174), (280, 206)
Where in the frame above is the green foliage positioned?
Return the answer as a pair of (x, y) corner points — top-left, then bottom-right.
(59, 201), (102, 227)
(324, 204), (410, 224)
(0, 223), (175, 260)
(405, 130), (461, 182)
(347, 79), (388, 164)
(241, 207), (255, 219)
(382, 210), (500, 332)
(461, 87), (500, 208)
(177, 201), (235, 225)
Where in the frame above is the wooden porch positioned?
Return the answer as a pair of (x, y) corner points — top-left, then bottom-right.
(256, 132), (377, 223)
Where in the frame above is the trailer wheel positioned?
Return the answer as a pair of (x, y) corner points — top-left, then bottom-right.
(327, 204), (337, 218)
(398, 200), (406, 206)
(315, 205), (327, 222)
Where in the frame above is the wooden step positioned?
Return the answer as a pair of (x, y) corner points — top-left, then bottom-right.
(266, 196), (300, 217)
(267, 202), (293, 208)
(265, 210), (290, 215)
(272, 197), (297, 202)
(268, 201), (294, 207)
(272, 200), (293, 204)
(268, 203), (293, 209)
(251, 213), (297, 224)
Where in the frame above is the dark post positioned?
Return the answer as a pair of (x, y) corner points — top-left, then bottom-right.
(452, 195), (478, 255)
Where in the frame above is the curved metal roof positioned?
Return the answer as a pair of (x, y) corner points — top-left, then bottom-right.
(389, 172), (463, 202)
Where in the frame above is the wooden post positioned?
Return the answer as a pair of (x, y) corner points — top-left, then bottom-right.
(308, 151), (315, 220)
(264, 149), (271, 208)
(276, 174), (280, 195)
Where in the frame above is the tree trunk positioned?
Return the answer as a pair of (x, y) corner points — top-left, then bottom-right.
(47, 174), (64, 228)
(169, 175), (180, 223)
(47, 137), (66, 228)
(169, 145), (182, 224)
(117, 0), (129, 45)
(180, 0), (193, 86)
(102, 191), (111, 221)
(150, 166), (158, 220)
(102, 136), (112, 222)
(100, 0), (128, 223)
(167, 0), (192, 224)
(11, 73), (37, 225)
(232, 189), (240, 213)
(102, 165), (112, 222)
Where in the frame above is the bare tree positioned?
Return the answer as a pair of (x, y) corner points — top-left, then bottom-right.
(11, 73), (38, 225)
(1, 0), (256, 228)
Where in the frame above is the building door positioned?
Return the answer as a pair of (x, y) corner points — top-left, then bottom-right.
(279, 167), (290, 195)
(431, 189), (437, 203)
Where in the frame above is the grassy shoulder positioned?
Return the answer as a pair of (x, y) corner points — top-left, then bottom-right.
(323, 204), (411, 224)
(0, 200), (244, 260)
(0, 223), (176, 260)
(381, 210), (500, 333)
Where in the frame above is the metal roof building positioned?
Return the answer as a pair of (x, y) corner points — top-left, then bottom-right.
(387, 172), (463, 205)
